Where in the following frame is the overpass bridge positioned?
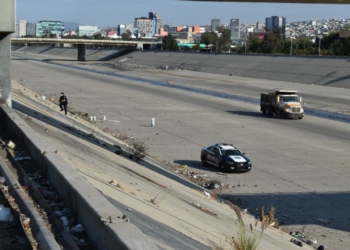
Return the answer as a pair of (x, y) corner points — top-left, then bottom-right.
(11, 38), (162, 61)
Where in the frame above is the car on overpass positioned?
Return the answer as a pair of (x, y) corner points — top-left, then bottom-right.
(200, 143), (252, 172)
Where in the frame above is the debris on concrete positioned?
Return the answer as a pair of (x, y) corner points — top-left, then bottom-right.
(192, 203), (218, 217)
(6, 140), (16, 149)
(204, 191), (211, 198)
(60, 216), (69, 231)
(15, 156), (32, 161)
(0, 204), (12, 222)
(70, 224), (85, 233)
(290, 238), (303, 247)
(306, 239), (317, 245)
(109, 180), (118, 186)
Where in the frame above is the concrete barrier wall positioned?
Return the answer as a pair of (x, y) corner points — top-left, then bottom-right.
(13, 46), (125, 61)
(0, 105), (157, 250)
(116, 51), (350, 88)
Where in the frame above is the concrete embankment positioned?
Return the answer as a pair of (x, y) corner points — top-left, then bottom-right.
(0, 105), (157, 250)
(14, 46), (350, 88)
(115, 51), (350, 88)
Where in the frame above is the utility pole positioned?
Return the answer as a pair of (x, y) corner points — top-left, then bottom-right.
(290, 38), (293, 55)
(318, 35), (323, 56)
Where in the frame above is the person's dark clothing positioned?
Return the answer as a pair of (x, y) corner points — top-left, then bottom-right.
(59, 94), (68, 115)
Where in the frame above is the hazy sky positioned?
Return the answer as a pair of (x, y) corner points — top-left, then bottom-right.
(16, 0), (350, 27)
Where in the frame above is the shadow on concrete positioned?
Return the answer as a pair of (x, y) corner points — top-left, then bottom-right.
(42, 59), (77, 62)
(323, 74), (350, 86)
(219, 191), (350, 233)
(226, 110), (265, 118)
(173, 159), (246, 174)
(226, 110), (282, 119)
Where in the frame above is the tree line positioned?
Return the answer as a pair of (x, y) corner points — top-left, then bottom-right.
(162, 28), (350, 57)
(246, 30), (350, 56)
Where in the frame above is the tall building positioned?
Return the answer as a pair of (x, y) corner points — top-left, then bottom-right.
(265, 16), (286, 35)
(26, 22), (36, 36)
(36, 20), (65, 37)
(134, 17), (154, 38)
(19, 20), (27, 37)
(149, 12), (162, 35)
(118, 24), (126, 35)
(211, 19), (220, 32)
(76, 26), (99, 37)
(230, 19), (240, 40)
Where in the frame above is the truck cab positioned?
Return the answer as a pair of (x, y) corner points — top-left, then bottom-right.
(261, 90), (304, 119)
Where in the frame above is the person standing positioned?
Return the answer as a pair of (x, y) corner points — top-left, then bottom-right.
(59, 92), (68, 115)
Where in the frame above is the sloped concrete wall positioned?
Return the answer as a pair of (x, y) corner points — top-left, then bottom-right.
(116, 51), (350, 88)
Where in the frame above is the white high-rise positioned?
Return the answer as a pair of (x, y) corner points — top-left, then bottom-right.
(19, 20), (27, 37)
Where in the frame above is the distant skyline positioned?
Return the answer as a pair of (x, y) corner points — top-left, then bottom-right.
(17, 0), (350, 27)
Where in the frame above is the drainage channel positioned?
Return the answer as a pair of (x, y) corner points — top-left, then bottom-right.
(14, 55), (350, 124)
(0, 126), (94, 250)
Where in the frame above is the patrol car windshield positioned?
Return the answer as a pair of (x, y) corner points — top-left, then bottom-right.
(221, 149), (242, 156)
(281, 96), (298, 102)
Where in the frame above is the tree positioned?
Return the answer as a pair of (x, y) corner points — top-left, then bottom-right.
(93, 32), (104, 40)
(192, 44), (201, 51)
(216, 27), (231, 53)
(261, 30), (284, 54)
(329, 39), (345, 55)
(162, 34), (179, 51)
(248, 35), (262, 53)
(200, 31), (217, 52)
(121, 30), (132, 40)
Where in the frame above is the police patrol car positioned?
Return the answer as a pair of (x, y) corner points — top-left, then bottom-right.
(200, 143), (252, 172)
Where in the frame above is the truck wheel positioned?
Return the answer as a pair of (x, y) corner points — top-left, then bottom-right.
(298, 116), (303, 120)
(267, 108), (273, 117)
(262, 108), (266, 115)
(282, 112), (287, 119)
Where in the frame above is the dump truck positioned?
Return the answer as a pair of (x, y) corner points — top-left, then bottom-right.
(260, 90), (304, 119)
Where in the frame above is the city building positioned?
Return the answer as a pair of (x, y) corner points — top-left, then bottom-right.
(126, 24), (134, 33)
(256, 21), (265, 31)
(76, 26), (99, 37)
(211, 19), (220, 32)
(19, 20), (27, 37)
(36, 20), (65, 37)
(230, 19), (240, 40)
(118, 24), (126, 35)
(134, 17), (154, 38)
(149, 12), (162, 35)
(26, 22), (36, 36)
(265, 16), (286, 35)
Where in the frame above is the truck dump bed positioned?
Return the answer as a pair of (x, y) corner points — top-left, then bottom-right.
(261, 93), (276, 107)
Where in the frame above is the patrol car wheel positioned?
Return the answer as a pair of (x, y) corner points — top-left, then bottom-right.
(201, 156), (207, 166)
(219, 162), (226, 173)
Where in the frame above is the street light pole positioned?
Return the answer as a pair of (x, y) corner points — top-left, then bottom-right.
(290, 38), (293, 55)
(318, 35), (323, 56)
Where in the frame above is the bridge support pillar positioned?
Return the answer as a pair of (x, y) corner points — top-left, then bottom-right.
(0, 0), (15, 107)
(78, 44), (86, 61)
